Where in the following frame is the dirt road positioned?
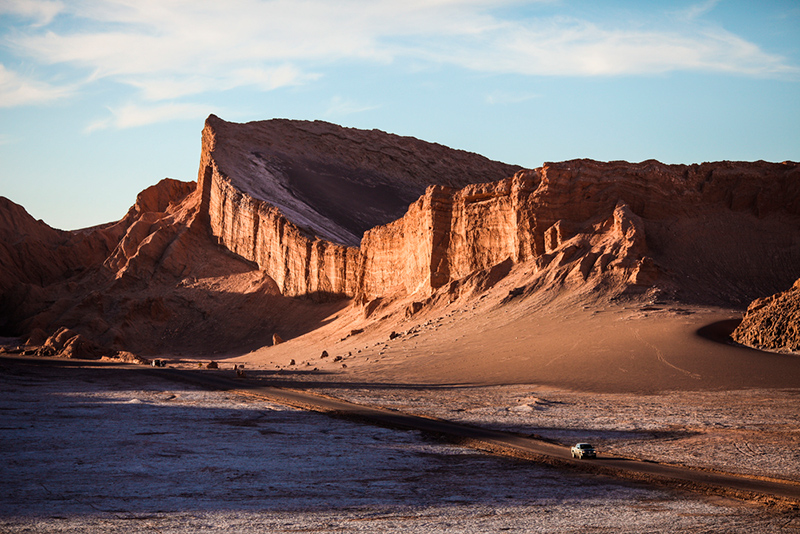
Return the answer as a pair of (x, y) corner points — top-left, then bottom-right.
(147, 364), (800, 507)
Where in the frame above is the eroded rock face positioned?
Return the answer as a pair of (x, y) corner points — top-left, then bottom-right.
(0, 174), (337, 357)
(201, 115), (522, 245)
(2, 115), (799, 359)
(191, 117), (800, 306)
(356, 159), (800, 303)
(0, 198), (125, 298)
(732, 279), (800, 352)
(198, 115), (521, 297)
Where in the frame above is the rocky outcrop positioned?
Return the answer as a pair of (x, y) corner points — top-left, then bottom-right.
(193, 117), (800, 306)
(356, 159), (800, 303)
(732, 279), (800, 353)
(0, 198), (124, 295)
(0, 175), (335, 357)
(197, 115), (521, 297)
(2, 115), (799, 359)
(36, 326), (108, 359)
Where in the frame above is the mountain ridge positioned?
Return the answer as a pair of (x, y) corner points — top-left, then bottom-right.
(1, 115), (799, 359)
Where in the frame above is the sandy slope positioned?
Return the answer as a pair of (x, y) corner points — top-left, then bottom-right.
(214, 260), (800, 394)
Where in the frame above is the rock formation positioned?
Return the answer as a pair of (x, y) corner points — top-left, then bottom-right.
(198, 115), (520, 297)
(732, 279), (800, 353)
(1, 114), (799, 358)
(0, 175), (342, 356)
(357, 158), (800, 304)
(199, 116), (800, 306)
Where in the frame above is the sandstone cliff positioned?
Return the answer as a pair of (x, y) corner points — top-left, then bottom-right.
(198, 117), (800, 306)
(0, 176), (339, 356)
(732, 279), (800, 353)
(2, 115), (799, 358)
(197, 115), (521, 297)
(356, 158), (800, 304)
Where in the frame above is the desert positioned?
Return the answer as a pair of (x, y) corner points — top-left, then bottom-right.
(1, 115), (799, 532)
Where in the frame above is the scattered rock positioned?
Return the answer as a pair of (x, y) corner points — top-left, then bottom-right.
(405, 301), (423, 318)
(272, 333), (285, 345)
(320, 350), (329, 359)
(33, 327), (108, 360)
(732, 278), (800, 352)
(206, 361), (219, 369)
(25, 328), (47, 347)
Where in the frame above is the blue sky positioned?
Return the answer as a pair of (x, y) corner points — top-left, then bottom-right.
(1, 0), (798, 230)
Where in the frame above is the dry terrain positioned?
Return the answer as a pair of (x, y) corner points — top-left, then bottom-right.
(2, 116), (799, 532)
(1, 358), (797, 533)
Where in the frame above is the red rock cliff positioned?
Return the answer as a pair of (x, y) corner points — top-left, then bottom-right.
(197, 115), (521, 298)
(195, 116), (800, 306)
(357, 159), (800, 303)
(2, 116), (799, 357)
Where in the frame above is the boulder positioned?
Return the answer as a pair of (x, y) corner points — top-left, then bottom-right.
(732, 279), (800, 352)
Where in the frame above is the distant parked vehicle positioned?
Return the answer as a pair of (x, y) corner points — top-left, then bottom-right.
(151, 359), (166, 367)
(571, 443), (596, 459)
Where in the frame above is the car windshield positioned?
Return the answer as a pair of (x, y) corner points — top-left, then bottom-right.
(579, 444), (593, 449)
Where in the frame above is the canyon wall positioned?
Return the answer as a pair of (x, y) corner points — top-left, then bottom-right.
(198, 119), (361, 297)
(197, 115), (521, 298)
(3, 115), (799, 356)
(354, 159), (800, 302)
(358, 174), (541, 298)
(197, 116), (800, 305)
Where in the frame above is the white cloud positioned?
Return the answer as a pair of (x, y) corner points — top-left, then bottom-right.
(420, 17), (798, 77)
(485, 91), (540, 105)
(677, 0), (722, 21)
(0, 64), (73, 107)
(85, 101), (211, 131)
(324, 96), (379, 117)
(0, 0), (64, 27)
(121, 65), (318, 101)
(3, 0), (797, 113)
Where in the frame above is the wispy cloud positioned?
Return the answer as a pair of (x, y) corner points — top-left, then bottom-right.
(0, 0), (64, 27)
(419, 17), (798, 77)
(677, 0), (722, 21)
(0, 64), (73, 107)
(324, 96), (379, 117)
(85, 101), (211, 132)
(485, 91), (540, 105)
(3, 0), (797, 118)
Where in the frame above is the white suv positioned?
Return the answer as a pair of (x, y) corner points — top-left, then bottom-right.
(571, 443), (596, 459)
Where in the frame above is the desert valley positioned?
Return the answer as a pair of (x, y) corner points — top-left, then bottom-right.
(1, 115), (799, 532)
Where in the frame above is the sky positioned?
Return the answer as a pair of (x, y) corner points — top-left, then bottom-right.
(1, 0), (798, 230)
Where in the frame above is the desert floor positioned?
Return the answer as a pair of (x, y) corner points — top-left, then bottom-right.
(1, 358), (798, 533)
(209, 296), (800, 486)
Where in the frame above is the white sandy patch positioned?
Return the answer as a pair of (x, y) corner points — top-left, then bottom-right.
(0, 362), (794, 532)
